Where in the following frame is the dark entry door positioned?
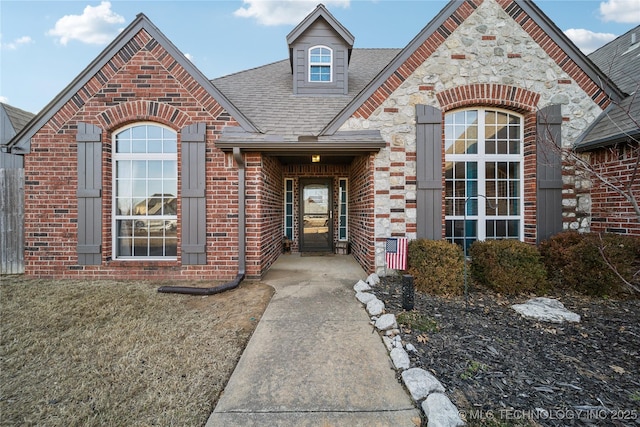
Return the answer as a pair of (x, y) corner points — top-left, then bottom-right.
(300, 178), (333, 252)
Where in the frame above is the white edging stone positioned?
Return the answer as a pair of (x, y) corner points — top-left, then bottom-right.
(366, 298), (385, 316)
(401, 368), (445, 401)
(422, 393), (465, 427)
(390, 347), (410, 370)
(355, 292), (376, 304)
(366, 273), (380, 286)
(353, 280), (372, 292)
(353, 276), (464, 426)
(374, 313), (397, 331)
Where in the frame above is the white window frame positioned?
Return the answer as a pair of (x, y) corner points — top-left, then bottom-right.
(284, 178), (294, 241)
(338, 178), (348, 241)
(112, 122), (178, 260)
(444, 108), (525, 248)
(309, 45), (333, 83)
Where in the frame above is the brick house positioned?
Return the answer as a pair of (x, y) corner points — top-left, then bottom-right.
(575, 26), (640, 236)
(7, 0), (635, 280)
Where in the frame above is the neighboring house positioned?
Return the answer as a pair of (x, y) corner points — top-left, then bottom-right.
(5, 0), (635, 280)
(575, 26), (640, 236)
(1, 103), (34, 274)
(1, 103), (34, 168)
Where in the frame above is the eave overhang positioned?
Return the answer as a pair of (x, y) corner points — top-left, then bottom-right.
(575, 130), (640, 152)
(216, 128), (385, 156)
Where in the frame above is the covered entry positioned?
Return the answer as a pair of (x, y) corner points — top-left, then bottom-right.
(215, 129), (386, 277)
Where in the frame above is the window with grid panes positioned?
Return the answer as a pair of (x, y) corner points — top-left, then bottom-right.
(444, 109), (524, 252)
(113, 124), (177, 259)
(309, 46), (332, 82)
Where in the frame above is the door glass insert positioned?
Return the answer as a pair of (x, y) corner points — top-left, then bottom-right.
(301, 180), (332, 251)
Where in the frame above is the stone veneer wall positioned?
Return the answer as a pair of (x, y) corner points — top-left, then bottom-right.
(338, 0), (604, 274)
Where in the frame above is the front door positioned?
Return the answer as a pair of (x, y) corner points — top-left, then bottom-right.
(299, 178), (333, 252)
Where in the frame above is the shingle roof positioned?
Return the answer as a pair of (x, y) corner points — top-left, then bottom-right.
(211, 48), (401, 137)
(1, 103), (35, 147)
(7, 13), (258, 154)
(1, 103), (34, 134)
(576, 26), (640, 150)
(588, 26), (640, 95)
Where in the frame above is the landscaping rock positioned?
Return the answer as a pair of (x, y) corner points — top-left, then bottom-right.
(512, 297), (581, 323)
(422, 393), (465, 427)
(390, 347), (410, 370)
(353, 280), (371, 292)
(355, 291), (376, 304)
(366, 273), (380, 286)
(401, 368), (445, 401)
(382, 336), (394, 351)
(366, 298), (385, 316)
(374, 313), (397, 331)
(372, 276), (639, 426)
(406, 343), (417, 353)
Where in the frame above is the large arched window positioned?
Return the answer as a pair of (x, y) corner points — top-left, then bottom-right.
(309, 46), (332, 82)
(113, 123), (177, 259)
(444, 108), (524, 250)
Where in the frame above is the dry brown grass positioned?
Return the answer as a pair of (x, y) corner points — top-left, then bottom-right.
(0, 276), (273, 426)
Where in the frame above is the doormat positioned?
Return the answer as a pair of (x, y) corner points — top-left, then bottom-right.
(300, 252), (335, 257)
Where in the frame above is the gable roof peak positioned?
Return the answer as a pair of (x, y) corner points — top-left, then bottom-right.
(286, 3), (354, 47)
(8, 11), (258, 152)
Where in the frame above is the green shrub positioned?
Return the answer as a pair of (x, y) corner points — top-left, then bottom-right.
(539, 231), (640, 296)
(407, 239), (464, 296)
(469, 239), (547, 295)
(538, 230), (583, 286)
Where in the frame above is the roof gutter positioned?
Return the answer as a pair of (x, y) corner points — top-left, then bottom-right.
(158, 147), (246, 295)
(575, 131), (640, 152)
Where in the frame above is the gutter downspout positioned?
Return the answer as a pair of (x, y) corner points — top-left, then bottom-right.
(158, 147), (246, 295)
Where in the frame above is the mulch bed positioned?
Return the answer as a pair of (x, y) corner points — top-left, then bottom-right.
(371, 277), (640, 426)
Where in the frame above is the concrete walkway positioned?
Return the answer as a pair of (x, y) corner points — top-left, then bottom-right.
(206, 253), (420, 427)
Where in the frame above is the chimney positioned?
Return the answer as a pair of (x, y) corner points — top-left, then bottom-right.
(632, 32), (637, 45)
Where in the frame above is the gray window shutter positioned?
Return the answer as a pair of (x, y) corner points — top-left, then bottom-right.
(416, 105), (443, 240)
(536, 105), (563, 243)
(76, 122), (102, 265)
(181, 123), (206, 265)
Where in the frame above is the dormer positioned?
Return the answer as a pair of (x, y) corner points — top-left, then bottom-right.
(286, 4), (355, 95)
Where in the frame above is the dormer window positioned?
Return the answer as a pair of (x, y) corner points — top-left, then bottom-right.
(309, 46), (332, 82)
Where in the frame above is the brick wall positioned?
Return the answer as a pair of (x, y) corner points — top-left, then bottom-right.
(24, 29), (241, 279)
(246, 153), (284, 278)
(588, 144), (640, 236)
(348, 155), (376, 273)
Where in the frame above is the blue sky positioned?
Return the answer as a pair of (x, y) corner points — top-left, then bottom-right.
(1, 0), (638, 114)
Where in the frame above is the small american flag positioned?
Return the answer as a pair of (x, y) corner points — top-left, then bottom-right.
(385, 237), (407, 270)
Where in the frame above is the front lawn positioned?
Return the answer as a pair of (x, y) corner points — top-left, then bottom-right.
(0, 277), (273, 426)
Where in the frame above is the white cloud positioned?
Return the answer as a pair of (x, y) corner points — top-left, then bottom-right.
(184, 53), (194, 62)
(564, 28), (617, 54)
(599, 0), (640, 23)
(0, 96), (9, 104)
(47, 1), (125, 45)
(1, 35), (34, 50)
(234, 0), (350, 26)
